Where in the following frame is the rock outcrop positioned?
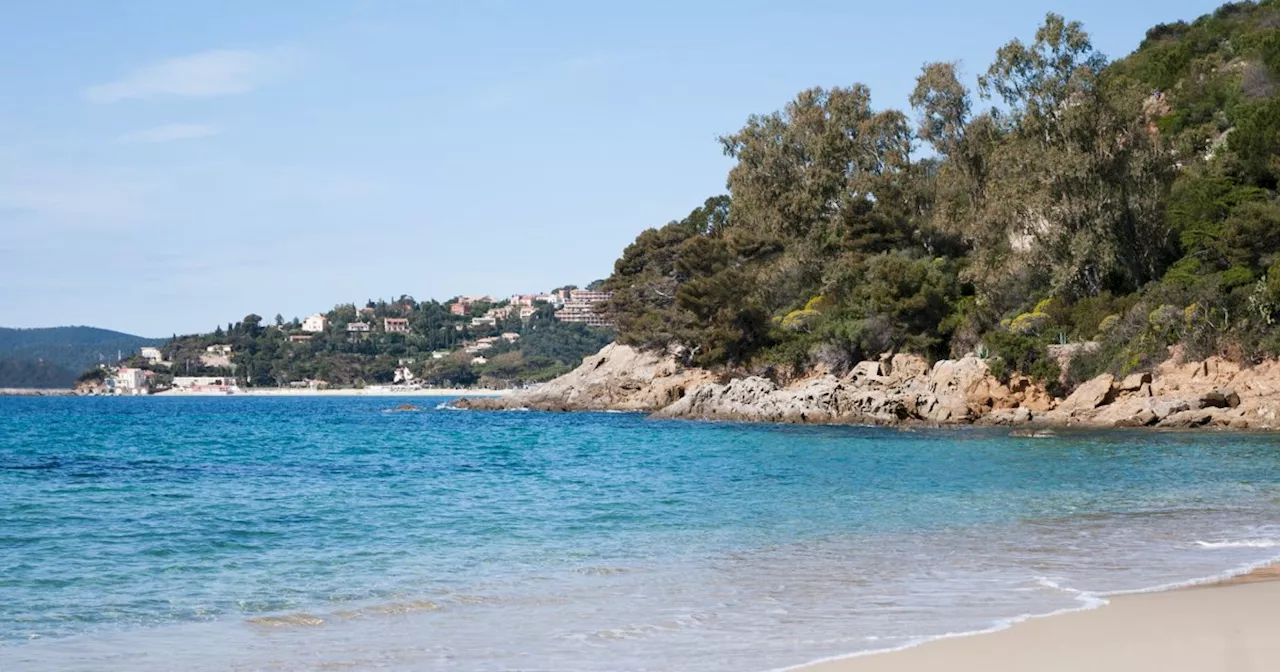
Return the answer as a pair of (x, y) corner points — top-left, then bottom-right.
(655, 354), (1056, 426)
(456, 342), (1280, 432)
(451, 343), (717, 412)
(1032, 356), (1280, 430)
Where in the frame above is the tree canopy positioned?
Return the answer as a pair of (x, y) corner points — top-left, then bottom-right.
(605, 1), (1280, 387)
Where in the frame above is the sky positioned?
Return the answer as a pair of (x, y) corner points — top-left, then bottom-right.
(0, 0), (1226, 336)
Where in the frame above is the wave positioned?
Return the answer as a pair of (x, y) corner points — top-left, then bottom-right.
(1194, 538), (1280, 549)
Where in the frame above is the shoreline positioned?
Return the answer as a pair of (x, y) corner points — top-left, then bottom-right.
(792, 561), (1280, 672)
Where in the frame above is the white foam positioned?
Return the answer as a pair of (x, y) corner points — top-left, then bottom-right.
(1032, 576), (1108, 609)
(1194, 538), (1280, 549)
(1099, 555), (1280, 596)
(770, 586), (1111, 672)
(762, 599), (1105, 672)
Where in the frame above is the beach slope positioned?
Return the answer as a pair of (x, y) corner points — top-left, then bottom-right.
(800, 578), (1280, 672)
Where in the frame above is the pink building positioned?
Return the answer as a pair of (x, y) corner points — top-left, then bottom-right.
(555, 290), (614, 327)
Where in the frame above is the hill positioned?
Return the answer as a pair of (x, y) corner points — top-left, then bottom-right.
(601, 1), (1280, 392)
(137, 296), (613, 389)
(0, 327), (164, 388)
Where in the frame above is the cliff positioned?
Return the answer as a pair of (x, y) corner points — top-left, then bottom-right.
(456, 343), (1280, 431)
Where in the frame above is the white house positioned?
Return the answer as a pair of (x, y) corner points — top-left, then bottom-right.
(139, 347), (165, 364)
(302, 313), (328, 333)
(113, 367), (148, 394)
(346, 322), (371, 332)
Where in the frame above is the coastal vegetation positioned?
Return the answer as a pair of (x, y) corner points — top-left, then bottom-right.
(604, 1), (1280, 392)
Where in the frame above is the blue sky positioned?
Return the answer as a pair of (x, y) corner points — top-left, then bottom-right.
(0, 0), (1224, 336)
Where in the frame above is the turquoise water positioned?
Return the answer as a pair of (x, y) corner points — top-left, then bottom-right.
(1, 397), (1278, 671)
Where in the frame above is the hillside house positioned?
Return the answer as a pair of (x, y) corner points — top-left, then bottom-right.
(301, 314), (328, 333)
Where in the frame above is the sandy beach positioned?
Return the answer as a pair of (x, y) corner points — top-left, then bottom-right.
(799, 566), (1280, 672)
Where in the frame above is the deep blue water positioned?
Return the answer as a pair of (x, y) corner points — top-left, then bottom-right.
(1, 396), (1278, 671)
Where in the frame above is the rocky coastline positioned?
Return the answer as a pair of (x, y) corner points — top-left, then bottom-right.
(453, 343), (1280, 431)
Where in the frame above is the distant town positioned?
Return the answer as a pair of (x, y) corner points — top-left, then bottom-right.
(86, 287), (614, 395)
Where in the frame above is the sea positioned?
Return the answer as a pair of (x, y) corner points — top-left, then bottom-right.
(1, 396), (1278, 671)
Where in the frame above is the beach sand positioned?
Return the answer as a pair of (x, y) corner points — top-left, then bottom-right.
(799, 566), (1280, 672)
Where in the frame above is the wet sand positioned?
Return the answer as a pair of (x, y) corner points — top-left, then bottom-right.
(799, 565), (1280, 672)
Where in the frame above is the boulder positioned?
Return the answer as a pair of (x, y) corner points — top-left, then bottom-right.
(849, 361), (884, 380)
(886, 353), (930, 381)
(1091, 397), (1155, 427)
(1059, 374), (1115, 415)
(1117, 372), (1152, 392)
(1157, 409), (1219, 428)
(1150, 398), (1192, 420)
(926, 355), (995, 421)
(1006, 374), (1056, 412)
(1112, 408), (1158, 427)
(1199, 389), (1230, 408)
(1210, 387), (1241, 408)
(979, 407), (1033, 426)
(843, 389), (910, 422)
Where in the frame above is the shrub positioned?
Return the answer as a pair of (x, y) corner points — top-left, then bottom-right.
(980, 329), (1062, 392)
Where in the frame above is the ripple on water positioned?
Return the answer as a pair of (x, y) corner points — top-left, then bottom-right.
(245, 613), (325, 628)
(2, 398), (1279, 672)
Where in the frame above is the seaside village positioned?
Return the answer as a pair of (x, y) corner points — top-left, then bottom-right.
(94, 288), (612, 395)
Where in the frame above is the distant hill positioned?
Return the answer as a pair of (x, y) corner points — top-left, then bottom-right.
(0, 358), (79, 389)
(0, 327), (164, 388)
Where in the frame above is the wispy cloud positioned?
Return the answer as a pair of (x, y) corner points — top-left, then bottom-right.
(84, 49), (290, 103)
(119, 123), (220, 144)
